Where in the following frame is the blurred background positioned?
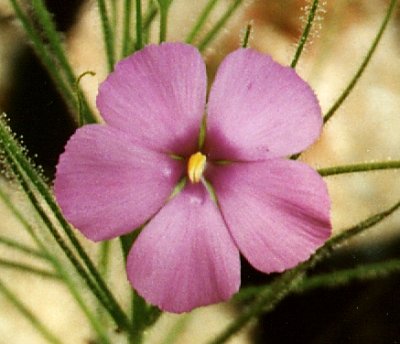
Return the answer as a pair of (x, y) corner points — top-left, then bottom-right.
(0, 0), (400, 343)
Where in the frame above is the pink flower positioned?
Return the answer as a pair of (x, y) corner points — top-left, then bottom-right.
(54, 43), (331, 313)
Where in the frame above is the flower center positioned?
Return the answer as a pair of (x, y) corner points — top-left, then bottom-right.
(187, 152), (207, 183)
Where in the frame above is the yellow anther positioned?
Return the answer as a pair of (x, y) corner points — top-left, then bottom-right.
(187, 152), (207, 183)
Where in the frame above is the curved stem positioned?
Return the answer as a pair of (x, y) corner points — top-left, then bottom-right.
(291, 0), (319, 68)
(323, 0), (398, 124)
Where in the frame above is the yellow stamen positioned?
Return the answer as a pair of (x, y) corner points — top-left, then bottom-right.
(187, 152), (207, 183)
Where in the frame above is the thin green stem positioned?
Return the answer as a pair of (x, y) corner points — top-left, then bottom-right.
(131, 2), (158, 50)
(0, 259), (59, 280)
(241, 23), (252, 48)
(31, 0), (75, 84)
(135, 0), (143, 51)
(185, 0), (220, 44)
(3, 153), (112, 341)
(198, 0), (243, 52)
(30, 0), (96, 123)
(319, 160), (400, 177)
(160, 314), (191, 344)
(97, 0), (116, 71)
(119, 233), (146, 343)
(120, 232), (161, 341)
(0, 116), (131, 332)
(0, 235), (47, 259)
(0, 188), (110, 343)
(8, 0), (76, 112)
(297, 259), (400, 293)
(96, 240), (111, 342)
(323, 0), (398, 124)
(158, 0), (171, 43)
(0, 278), (63, 344)
(75, 71), (96, 127)
(121, 0), (133, 57)
(99, 241), (111, 277)
(235, 259), (400, 303)
(210, 199), (400, 343)
(9, 0), (97, 124)
(291, 0), (319, 68)
(143, 2), (158, 44)
(110, 0), (118, 35)
(131, 290), (147, 344)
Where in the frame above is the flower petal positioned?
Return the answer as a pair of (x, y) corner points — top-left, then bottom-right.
(205, 48), (322, 161)
(127, 183), (240, 313)
(97, 43), (207, 156)
(208, 159), (331, 273)
(54, 125), (183, 241)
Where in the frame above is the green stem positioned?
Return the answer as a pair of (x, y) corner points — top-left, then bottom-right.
(121, 0), (133, 57)
(30, 0), (96, 124)
(318, 160), (400, 177)
(235, 259), (400, 303)
(241, 23), (252, 48)
(9, 0), (96, 124)
(8, 0), (76, 113)
(110, 0), (118, 36)
(160, 314), (191, 344)
(31, 0), (75, 85)
(0, 278), (63, 344)
(97, 0), (116, 71)
(297, 259), (400, 293)
(0, 259), (59, 280)
(185, 0), (220, 44)
(158, 1), (171, 43)
(119, 233), (146, 343)
(198, 0), (242, 52)
(75, 71), (96, 127)
(142, 2), (158, 44)
(135, 0), (143, 51)
(0, 116), (131, 332)
(131, 2), (158, 50)
(0, 235), (47, 259)
(291, 0), (319, 68)
(99, 241), (111, 277)
(210, 199), (400, 344)
(323, 0), (398, 124)
(0, 188), (111, 343)
(120, 231), (162, 341)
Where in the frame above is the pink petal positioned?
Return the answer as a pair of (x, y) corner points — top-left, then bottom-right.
(205, 49), (322, 161)
(97, 43), (206, 156)
(127, 183), (240, 313)
(54, 125), (183, 241)
(208, 159), (331, 273)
